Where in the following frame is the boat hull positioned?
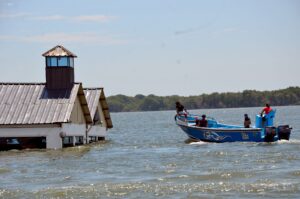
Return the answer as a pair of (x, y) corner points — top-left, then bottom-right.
(178, 124), (267, 142)
(175, 113), (291, 143)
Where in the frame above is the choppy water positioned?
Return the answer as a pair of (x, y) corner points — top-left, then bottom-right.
(0, 106), (299, 198)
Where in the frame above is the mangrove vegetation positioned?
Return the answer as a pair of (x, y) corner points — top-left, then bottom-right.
(107, 86), (300, 112)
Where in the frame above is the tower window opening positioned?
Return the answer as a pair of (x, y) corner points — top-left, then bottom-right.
(58, 57), (68, 67)
(46, 57), (73, 67)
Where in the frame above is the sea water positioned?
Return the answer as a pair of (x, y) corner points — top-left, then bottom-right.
(0, 106), (299, 198)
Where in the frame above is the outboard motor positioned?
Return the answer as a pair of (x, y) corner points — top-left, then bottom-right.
(277, 125), (292, 140)
(264, 126), (277, 142)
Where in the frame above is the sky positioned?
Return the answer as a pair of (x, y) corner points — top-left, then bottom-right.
(0, 0), (299, 96)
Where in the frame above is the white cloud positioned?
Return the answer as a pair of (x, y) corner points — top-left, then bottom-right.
(7, 2), (14, 7)
(222, 28), (240, 33)
(0, 13), (117, 23)
(32, 15), (117, 23)
(0, 12), (31, 19)
(33, 15), (66, 21)
(211, 27), (247, 37)
(0, 35), (16, 40)
(0, 32), (128, 45)
(72, 15), (117, 23)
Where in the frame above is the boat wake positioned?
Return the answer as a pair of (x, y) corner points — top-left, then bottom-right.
(278, 139), (300, 144)
(185, 139), (300, 146)
(188, 141), (208, 145)
(184, 138), (205, 144)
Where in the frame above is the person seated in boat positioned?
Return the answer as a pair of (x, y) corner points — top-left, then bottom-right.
(175, 101), (187, 116)
(195, 117), (200, 126)
(199, 114), (208, 127)
(244, 114), (251, 128)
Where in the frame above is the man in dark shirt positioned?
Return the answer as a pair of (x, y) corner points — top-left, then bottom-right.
(175, 101), (186, 115)
(244, 114), (251, 128)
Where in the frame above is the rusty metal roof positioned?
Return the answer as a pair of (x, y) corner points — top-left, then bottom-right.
(84, 88), (113, 128)
(0, 83), (92, 125)
(42, 45), (77, 57)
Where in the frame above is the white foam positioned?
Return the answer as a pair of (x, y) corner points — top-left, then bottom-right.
(189, 141), (208, 145)
(278, 139), (300, 144)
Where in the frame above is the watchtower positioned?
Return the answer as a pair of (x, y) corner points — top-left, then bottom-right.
(42, 45), (77, 90)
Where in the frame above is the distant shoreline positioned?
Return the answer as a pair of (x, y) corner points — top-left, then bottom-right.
(107, 87), (300, 112)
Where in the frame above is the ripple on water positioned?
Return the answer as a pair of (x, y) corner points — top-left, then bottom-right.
(0, 107), (300, 198)
(0, 167), (11, 174)
(1, 181), (299, 199)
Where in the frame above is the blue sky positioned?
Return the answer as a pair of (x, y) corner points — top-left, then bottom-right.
(0, 0), (299, 96)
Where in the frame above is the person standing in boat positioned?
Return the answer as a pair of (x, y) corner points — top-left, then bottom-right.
(261, 103), (272, 116)
(260, 103), (273, 127)
(175, 101), (187, 115)
(244, 114), (251, 128)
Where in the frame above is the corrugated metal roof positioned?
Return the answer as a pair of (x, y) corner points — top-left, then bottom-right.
(83, 88), (101, 118)
(42, 45), (77, 57)
(84, 88), (113, 128)
(0, 83), (92, 125)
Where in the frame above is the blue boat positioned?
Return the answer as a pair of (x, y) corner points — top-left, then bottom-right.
(175, 110), (292, 142)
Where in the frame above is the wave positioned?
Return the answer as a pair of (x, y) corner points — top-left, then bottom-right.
(0, 167), (11, 174)
(1, 180), (299, 198)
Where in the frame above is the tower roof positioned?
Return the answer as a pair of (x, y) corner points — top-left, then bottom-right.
(42, 45), (77, 57)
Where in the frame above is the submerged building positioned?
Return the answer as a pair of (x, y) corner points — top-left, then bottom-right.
(0, 45), (112, 150)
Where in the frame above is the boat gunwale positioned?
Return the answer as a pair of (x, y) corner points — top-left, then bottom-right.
(177, 123), (262, 133)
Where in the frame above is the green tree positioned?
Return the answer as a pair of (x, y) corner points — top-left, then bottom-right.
(106, 86), (300, 112)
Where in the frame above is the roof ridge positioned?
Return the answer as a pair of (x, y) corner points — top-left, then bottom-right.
(0, 82), (82, 85)
(0, 82), (46, 85)
(83, 87), (103, 90)
(42, 45), (77, 57)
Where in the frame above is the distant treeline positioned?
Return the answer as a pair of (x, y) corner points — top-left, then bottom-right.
(106, 87), (300, 112)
